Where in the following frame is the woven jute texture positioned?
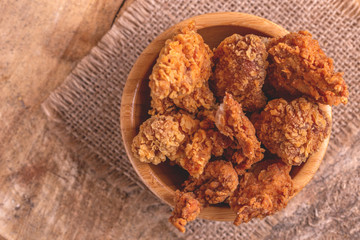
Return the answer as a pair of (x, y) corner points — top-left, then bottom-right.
(43, 0), (360, 239)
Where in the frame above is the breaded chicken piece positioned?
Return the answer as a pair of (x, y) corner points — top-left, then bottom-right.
(197, 108), (217, 129)
(266, 31), (348, 105)
(197, 108), (233, 156)
(183, 160), (239, 205)
(178, 129), (213, 177)
(172, 83), (215, 113)
(215, 93), (264, 174)
(131, 115), (186, 165)
(149, 22), (215, 114)
(252, 97), (331, 165)
(174, 129), (231, 177)
(173, 112), (200, 135)
(229, 162), (294, 225)
(132, 110), (229, 177)
(211, 34), (268, 112)
(169, 190), (201, 233)
(175, 107), (234, 163)
(206, 129), (233, 157)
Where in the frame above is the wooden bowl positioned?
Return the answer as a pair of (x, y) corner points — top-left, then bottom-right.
(120, 12), (331, 221)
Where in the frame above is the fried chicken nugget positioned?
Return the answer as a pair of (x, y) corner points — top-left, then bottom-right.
(132, 112), (200, 163)
(132, 110), (227, 177)
(175, 129), (232, 178)
(170, 161), (238, 232)
(183, 160), (239, 205)
(215, 93), (264, 174)
(178, 129), (213, 177)
(169, 190), (201, 233)
(212, 34), (268, 112)
(149, 22), (215, 114)
(197, 108), (233, 156)
(229, 162), (294, 225)
(131, 115), (186, 165)
(206, 129), (233, 157)
(252, 97), (331, 165)
(266, 31), (348, 105)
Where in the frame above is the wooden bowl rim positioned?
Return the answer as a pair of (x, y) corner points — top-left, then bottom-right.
(120, 12), (332, 221)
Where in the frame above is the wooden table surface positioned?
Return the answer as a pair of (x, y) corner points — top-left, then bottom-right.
(1, 1), (359, 239)
(0, 1), (135, 239)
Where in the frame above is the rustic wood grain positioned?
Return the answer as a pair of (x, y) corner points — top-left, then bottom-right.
(0, 0), (125, 239)
(114, 0), (137, 22)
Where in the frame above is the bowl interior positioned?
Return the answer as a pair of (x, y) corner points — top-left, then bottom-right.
(121, 13), (331, 221)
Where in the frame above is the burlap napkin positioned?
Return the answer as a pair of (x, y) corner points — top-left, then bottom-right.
(43, 0), (360, 238)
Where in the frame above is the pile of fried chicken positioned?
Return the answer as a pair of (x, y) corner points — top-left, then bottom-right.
(131, 22), (348, 232)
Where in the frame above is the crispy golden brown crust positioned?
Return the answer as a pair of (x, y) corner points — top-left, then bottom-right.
(169, 190), (201, 233)
(179, 129), (213, 177)
(162, 108), (232, 177)
(173, 83), (215, 113)
(229, 162), (294, 226)
(197, 108), (217, 129)
(183, 160), (239, 205)
(252, 97), (331, 165)
(206, 129), (233, 157)
(133, 27), (347, 232)
(149, 22), (215, 114)
(132, 109), (233, 177)
(197, 108), (233, 156)
(215, 93), (264, 174)
(176, 130), (232, 178)
(212, 34), (268, 112)
(131, 115), (186, 165)
(165, 114), (214, 178)
(266, 31), (348, 105)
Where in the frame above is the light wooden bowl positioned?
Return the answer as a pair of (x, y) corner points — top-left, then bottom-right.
(120, 12), (331, 221)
